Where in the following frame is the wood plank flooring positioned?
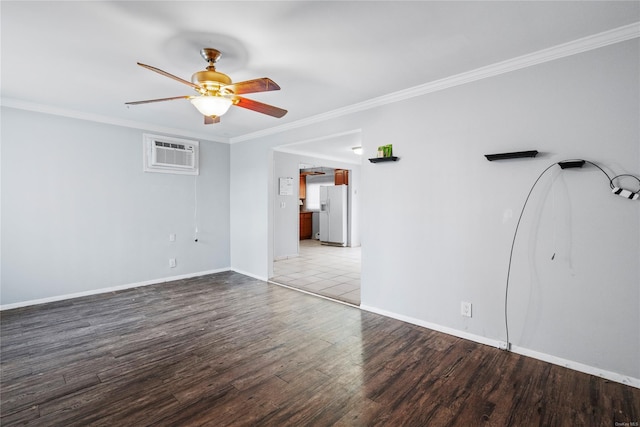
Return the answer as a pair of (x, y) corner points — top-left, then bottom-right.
(1, 271), (638, 426)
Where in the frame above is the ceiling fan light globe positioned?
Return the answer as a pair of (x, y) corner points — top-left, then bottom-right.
(190, 96), (233, 117)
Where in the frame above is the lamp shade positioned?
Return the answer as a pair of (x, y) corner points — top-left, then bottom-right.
(190, 95), (232, 117)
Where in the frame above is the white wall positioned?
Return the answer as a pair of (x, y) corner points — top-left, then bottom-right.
(229, 140), (272, 279)
(230, 40), (639, 383)
(1, 108), (230, 306)
(273, 151), (303, 259)
(361, 39), (639, 381)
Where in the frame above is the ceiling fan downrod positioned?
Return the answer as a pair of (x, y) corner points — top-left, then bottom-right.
(191, 50), (232, 91)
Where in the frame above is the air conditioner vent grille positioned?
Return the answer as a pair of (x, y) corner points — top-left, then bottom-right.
(143, 134), (199, 175)
(155, 141), (186, 150)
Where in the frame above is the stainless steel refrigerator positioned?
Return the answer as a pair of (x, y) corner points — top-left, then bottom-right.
(319, 185), (348, 246)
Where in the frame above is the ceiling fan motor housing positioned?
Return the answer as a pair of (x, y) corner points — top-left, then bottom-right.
(192, 69), (232, 93)
(191, 48), (233, 94)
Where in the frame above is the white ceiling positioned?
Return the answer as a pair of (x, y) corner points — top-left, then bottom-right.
(2, 1), (638, 162)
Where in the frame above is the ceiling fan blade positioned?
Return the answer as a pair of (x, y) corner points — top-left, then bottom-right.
(125, 95), (191, 105)
(204, 115), (221, 125)
(233, 96), (287, 118)
(137, 62), (201, 90)
(222, 78), (280, 95)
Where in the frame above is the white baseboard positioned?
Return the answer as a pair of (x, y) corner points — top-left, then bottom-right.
(4, 275), (638, 389)
(0, 267), (231, 311)
(229, 268), (268, 282)
(509, 344), (640, 389)
(360, 304), (639, 389)
(360, 304), (502, 349)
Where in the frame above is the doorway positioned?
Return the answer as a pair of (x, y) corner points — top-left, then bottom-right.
(270, 147), (362, 305)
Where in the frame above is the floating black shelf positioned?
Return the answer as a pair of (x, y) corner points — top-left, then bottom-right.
(485, 150), (538, 161)
(558, 160), (585, 169)
(369, 156), (399, 163)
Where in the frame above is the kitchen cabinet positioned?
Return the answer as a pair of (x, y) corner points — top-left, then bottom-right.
(299, 212), (312, 240)
(334, 169), (349, 186)
(299, 175), (306, 199)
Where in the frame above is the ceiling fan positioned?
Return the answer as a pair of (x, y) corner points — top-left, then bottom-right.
(126, 48), (287, 125)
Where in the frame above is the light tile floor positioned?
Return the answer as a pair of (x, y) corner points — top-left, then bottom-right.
(271, 239), (361, 305)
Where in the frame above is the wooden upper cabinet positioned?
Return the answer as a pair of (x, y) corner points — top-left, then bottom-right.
(299, 175), (306, 199)
(334, 169), (349, 186)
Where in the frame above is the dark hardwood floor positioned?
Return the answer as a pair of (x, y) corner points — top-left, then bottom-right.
(1, 271), (638, 426)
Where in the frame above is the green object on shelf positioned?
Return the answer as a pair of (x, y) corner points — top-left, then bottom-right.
(377, 144), (393, 157)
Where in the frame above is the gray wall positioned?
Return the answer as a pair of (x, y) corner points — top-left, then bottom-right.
(230, 40), (639, 382)
(1, 108), (230, 306)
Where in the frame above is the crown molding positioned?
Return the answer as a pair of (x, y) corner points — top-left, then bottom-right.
(273, 129), (363, 166)
(0, 98), (231, 143)
(231, 21), (640, 144)
(274, 146), (362, 166)
(3, 23), (637, 145)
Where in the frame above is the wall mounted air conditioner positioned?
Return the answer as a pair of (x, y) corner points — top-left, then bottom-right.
(143, 133), (199, 175)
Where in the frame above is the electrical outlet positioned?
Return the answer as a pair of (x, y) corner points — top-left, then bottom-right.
(169, 258), (176, 268)
(169, 233), (176, 242)
(461, 301), (472, 318)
